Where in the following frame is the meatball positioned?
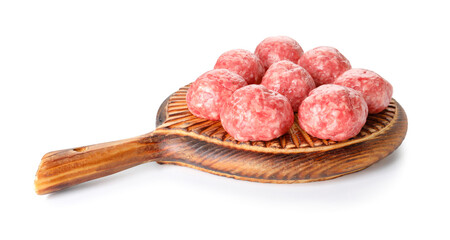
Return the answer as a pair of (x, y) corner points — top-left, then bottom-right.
(334, 68), (393, 114)
(261, 60), (315, 111)
(214, 49), (265, 84)
(298, 84), (368, 141)
(255, 36), (304, 69)
(298, 46), (351, 86)
(187, 69), (247, 120)
(220, 85), (294, 142)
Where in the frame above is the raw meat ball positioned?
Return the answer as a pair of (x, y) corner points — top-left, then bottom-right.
(214, 49), (265, 84)
(255, 36), (304, 69)
(261, 60), (316, 111)
(187, 69), (247, 121)
(334, 68), (393, 114)
(220, 85), (294, 142)
(298, 46), (351, 86)
(298, 84), (368, 141)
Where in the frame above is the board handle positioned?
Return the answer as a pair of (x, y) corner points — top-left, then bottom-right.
(34, 133), (162, 195)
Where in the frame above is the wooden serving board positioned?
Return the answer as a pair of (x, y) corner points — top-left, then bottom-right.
(35, 84), (408, 194)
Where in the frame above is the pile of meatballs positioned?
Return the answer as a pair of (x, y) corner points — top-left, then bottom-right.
(186, 36), (393, 142)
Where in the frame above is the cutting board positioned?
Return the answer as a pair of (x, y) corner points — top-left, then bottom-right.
(34, 84), (408, 194)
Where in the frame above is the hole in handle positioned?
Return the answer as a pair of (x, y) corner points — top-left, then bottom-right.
(73, 146), (87, 152)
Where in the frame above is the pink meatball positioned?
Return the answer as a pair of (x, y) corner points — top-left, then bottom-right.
(298, 84), (368, 141)
(334, 68), (393, 114)
(298, 46), (351, 86)
(214, 49), (265, 84)
(255, 36), (304, 70)
(220, 85), (294, 142)
(187, 69), (247, 121)
(261, 60), (316, 111)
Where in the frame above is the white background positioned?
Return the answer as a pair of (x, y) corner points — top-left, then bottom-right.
(1, 0), (449, 239)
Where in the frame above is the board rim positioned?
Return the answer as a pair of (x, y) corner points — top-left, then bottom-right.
(155, 84), (401, 154)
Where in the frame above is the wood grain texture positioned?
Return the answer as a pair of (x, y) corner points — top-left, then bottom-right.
(154, 84), (407, 182)
(35, 84), (408, 194)
(34, 134), (163, 195)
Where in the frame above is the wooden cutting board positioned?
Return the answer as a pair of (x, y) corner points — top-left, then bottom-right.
(34, 84), (408, 194)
